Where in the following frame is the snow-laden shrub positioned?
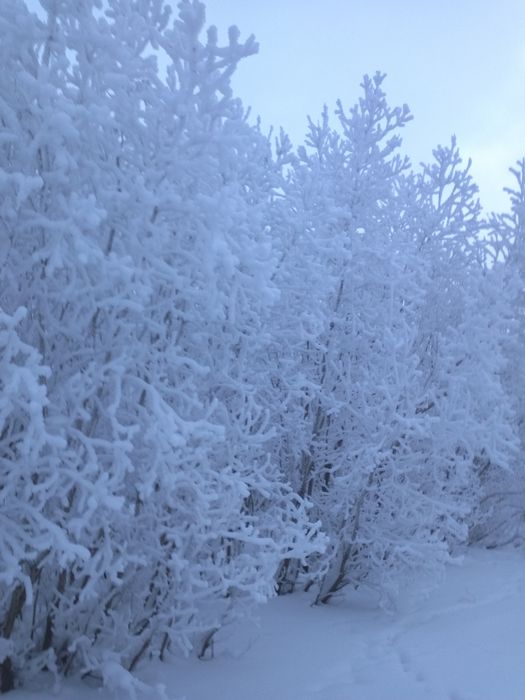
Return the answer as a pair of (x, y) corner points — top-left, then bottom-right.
(0, 0), (319, 690)
(470, 160), (525, 547)
(270, 79), (517, 604)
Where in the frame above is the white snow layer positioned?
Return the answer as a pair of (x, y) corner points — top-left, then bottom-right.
(11, 547), (525, 700)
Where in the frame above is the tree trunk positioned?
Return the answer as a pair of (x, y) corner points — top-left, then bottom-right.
(0, 583), (27, 692)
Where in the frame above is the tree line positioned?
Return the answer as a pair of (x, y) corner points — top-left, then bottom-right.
(0, 0), (523, 693)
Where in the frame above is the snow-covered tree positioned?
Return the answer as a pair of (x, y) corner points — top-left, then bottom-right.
(410, 143), (519, 547)
(271, 82), (516, 606)
(471, 160), (525, 546)
(0, 0), (318, 690)
(269, 76), (469, 603)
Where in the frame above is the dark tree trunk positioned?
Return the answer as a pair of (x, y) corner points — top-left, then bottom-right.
(0, 583), (27, 693)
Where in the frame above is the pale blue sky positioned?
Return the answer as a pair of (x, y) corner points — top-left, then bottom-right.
(203, 0), (525, 214)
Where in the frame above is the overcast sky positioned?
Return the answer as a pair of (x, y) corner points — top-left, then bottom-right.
(203, 0), (525, 214)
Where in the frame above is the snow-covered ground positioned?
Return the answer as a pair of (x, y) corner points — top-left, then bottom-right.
(12, 547), (525, 700)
